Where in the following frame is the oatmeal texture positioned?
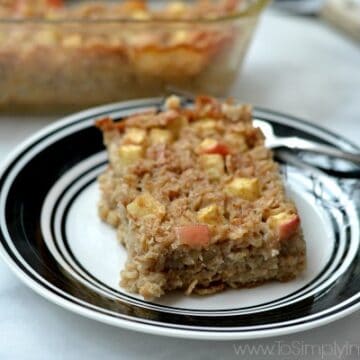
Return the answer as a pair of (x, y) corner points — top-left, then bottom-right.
(97, 95), (306, 299)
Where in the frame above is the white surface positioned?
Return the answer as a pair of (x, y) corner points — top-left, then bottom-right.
(0, 9), (359, 360)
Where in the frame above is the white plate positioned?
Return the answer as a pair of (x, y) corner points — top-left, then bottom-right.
(0, 98), (359, 340)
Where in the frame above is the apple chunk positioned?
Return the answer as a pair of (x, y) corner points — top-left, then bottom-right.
(127, 193), (165, 219)
(199, 154), (224, 180)
(149, 128), (173, 145)
(225, 177), (260, 201)
(197, 204), (222, 225)
(123, 128), (146, 145)
(197, 138), (229, 156)
(118, 144), (143, 165)
(267, 213), (300, 241)
(175, 224), (210, 248)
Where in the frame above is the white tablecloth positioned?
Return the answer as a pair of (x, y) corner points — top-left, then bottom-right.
(0, 10), (359, 360)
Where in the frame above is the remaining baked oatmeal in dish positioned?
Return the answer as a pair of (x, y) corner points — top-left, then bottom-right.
(0, 0), (267, 110)
(96, 95), (306, 299)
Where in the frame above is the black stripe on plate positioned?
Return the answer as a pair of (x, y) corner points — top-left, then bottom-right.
(53, 165), (344, 315)
(0, 100), (359, 334)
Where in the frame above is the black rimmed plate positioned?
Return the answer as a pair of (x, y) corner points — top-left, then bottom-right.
(0, 98), (359, 340)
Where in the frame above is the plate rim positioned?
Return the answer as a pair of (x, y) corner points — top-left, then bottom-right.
(0, 98), (359, 340)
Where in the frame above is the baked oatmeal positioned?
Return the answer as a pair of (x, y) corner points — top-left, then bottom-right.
(0, 0), (265, 110)
(96, 95), (306, 300)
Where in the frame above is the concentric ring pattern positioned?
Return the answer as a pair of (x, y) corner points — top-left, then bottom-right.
(0, 98), (359, 340)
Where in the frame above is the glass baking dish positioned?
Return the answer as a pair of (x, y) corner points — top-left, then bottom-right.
(0, 0), (269, 112)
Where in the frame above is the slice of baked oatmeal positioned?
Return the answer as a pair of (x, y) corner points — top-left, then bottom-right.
(96, 95), (306, 300)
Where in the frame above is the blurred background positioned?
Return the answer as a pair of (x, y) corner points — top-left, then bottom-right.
(275, 0), (360, 39)
(0, 0), (358, 114)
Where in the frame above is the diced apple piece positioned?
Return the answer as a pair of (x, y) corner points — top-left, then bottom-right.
(224, 133), (248, 152)
(132, 48), (205, 77)
(171, 30), (189, 45)
(62, 34), (82, 48)
(192, 119), (217, 133)
(197, 204), (222, 225)
(175, 224), (210, 247)
(267, 213), (300, 241)
(197, 138), (229, 156)
(221, 103), (252, 123)
(118, 144), (143, 165)
(35, 30), (58, 46)
(165, 95), (181, 110)
(200, 119), (217, 130)
(149, 128), (173, 145)
(200, 154), (224, 180)
(123, 128), (146, 145)
(127, 193), (165, 219)
(131, 10), (151, 20)
(225, 177), (260, 201)
(198, 138), (217, 152)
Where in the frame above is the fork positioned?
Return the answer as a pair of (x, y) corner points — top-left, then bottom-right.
(253, 119), (360, 165)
